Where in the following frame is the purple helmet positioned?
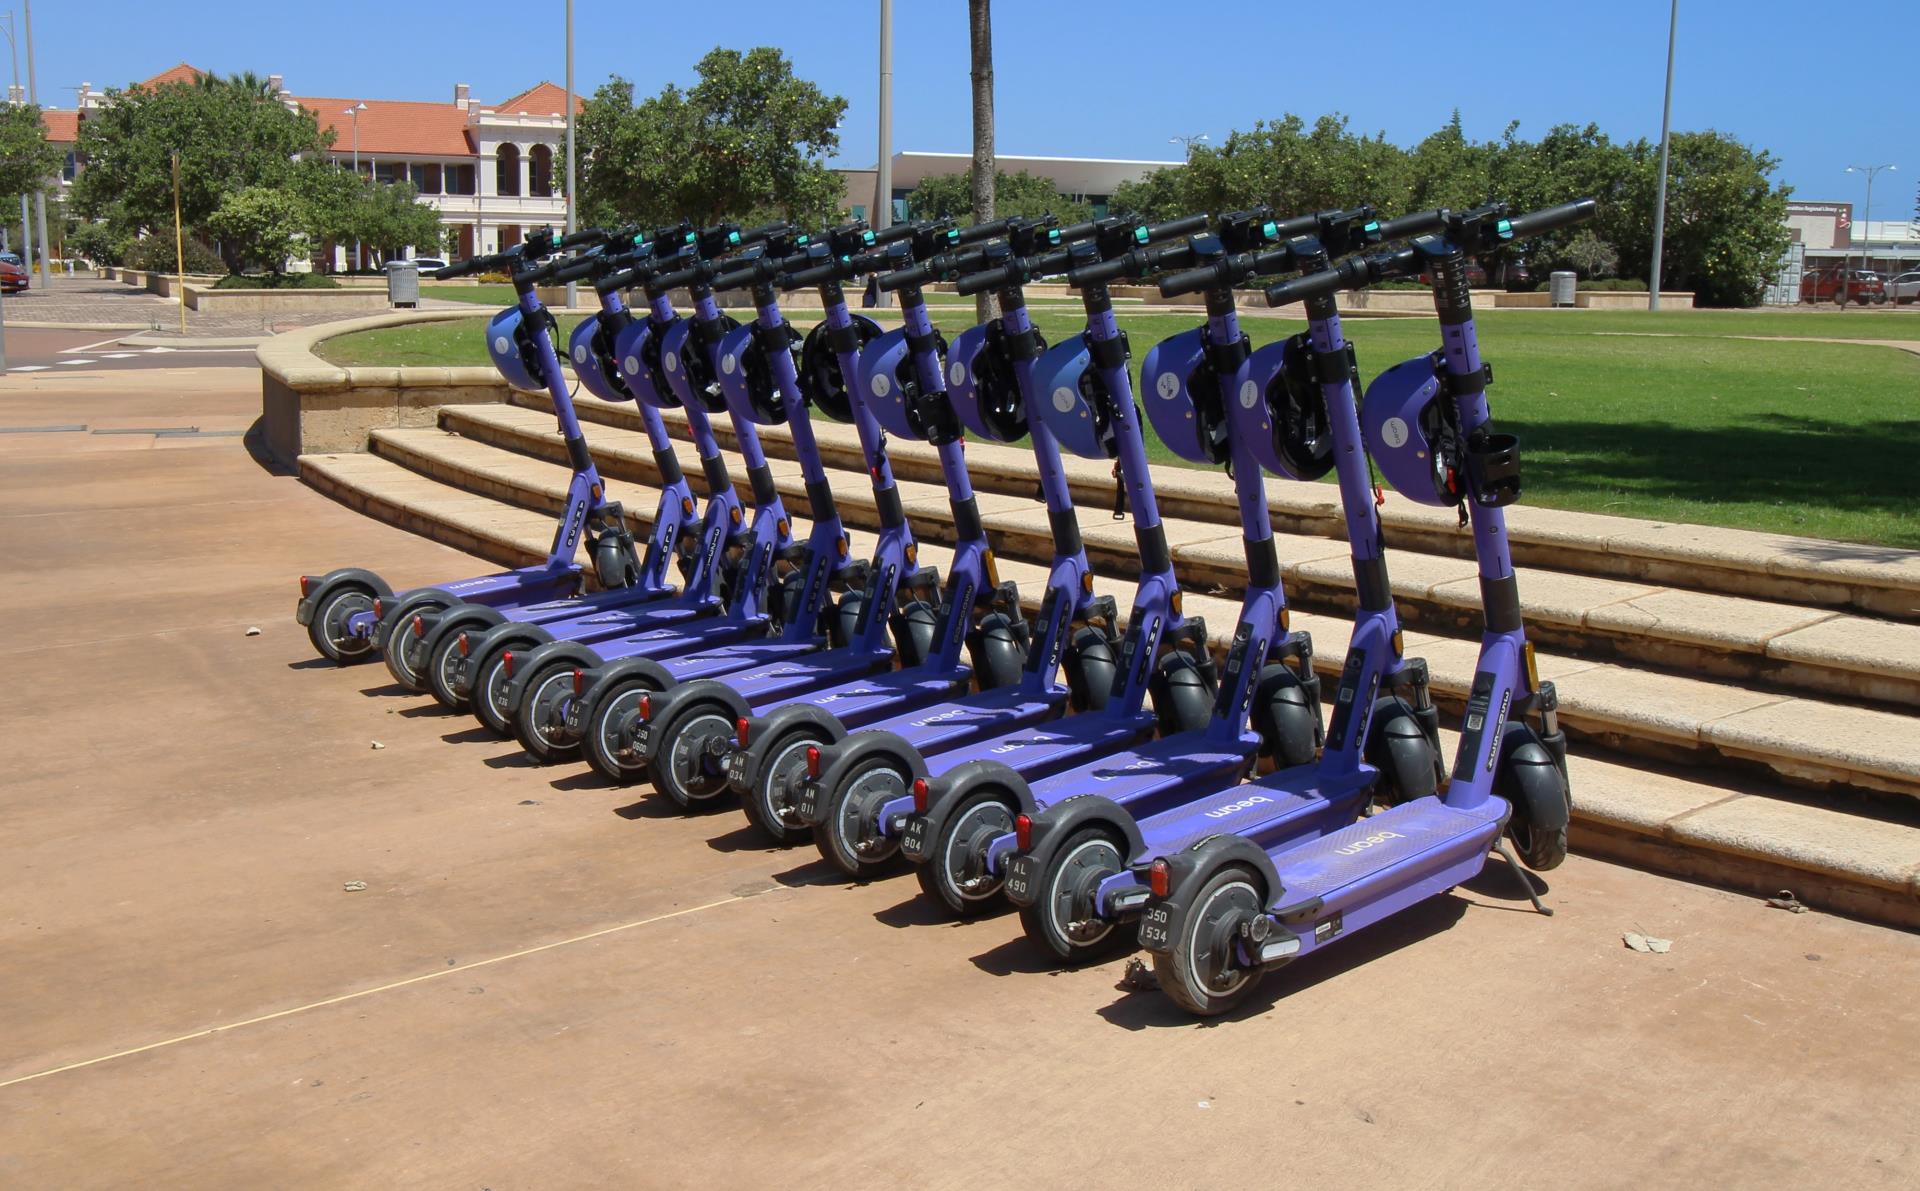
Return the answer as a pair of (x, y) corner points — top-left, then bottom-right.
(1031, 332), (1121, 460)
(1241, 333), (1336, 482)
(567, 314), (630, 405)
(1361, 353), (1463, 507)
(713, 321), (803, 426)
(945, 319), (1039, 444)
(1139, 327), (1229, 466)
(853, 326), (952, 441)
(610, 317), (678, 410)
(484, 305), (556, 392)
(656, 315), (739, 413)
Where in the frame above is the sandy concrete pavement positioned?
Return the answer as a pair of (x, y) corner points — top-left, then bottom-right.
(1, 367), (1917, 1189)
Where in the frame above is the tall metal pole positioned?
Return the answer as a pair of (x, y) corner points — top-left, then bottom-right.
(171, 150), (186, 335)
(564, 0), (577, 308)
(872, 0), (893, 307)
(1845, 163), (1897, 299)
(1648, 0), (1677, 311)
(25, 0), (50, 291)
(4, 12), (29, 274)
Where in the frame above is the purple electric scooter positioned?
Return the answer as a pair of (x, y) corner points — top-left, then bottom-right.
(442, 225), (804, 733)
(1138, 199), (1593, 1016)
(893, 210), (1340, 938)
(295, 226), (632, 667)
(500, 221), (920, 764)
(609, 219), (1044, 824)
(998, 207), (1453, 964)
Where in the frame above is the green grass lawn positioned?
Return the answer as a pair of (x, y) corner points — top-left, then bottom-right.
(314, 305), (1920, 548)
(420, 283), (521, 306)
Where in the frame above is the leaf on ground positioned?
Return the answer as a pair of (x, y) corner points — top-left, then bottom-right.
(1624, 932), (1673, 953)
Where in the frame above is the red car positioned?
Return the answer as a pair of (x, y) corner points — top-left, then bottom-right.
(1801, 268), (1886, 305)
(0, 255), (27, 295)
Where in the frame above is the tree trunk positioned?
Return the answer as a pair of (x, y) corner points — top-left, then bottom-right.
(967, 0), (997, 323)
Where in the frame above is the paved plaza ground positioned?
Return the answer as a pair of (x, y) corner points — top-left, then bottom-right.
(2, 366), (1917, 1188)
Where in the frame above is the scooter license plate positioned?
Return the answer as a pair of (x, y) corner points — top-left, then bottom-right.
(1139, 905), (1174, 951)
(1004, 855), (1036, 903)
(726, 751), (748, 785)
(630, 724), (652, 758)
(794, 783), (820, 823)
(900, 816), (930, 859)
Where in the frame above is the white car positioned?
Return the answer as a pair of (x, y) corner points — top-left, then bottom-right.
(412, 256), (449, 273)
(1891, 272), (1920, 305)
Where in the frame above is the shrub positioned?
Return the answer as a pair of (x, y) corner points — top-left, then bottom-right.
(212, 272), (340, 289)
(1578, 278), (1649, 292)
(124, 234), (225, 274)
(67, 221), (131, 267)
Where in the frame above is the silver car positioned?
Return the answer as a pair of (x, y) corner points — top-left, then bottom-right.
(1890, 271), (1920, 305)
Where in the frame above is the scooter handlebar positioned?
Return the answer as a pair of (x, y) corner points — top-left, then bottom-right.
(1071, 240), (1196, 287)
(955, 217), (1013, 245)
(1506, 198), (1598, 240)
(551, 253), (607, 284)
(1376, 208), (1448, 242)
(431, 258), (486, 280)
(1144, 212), (1210, 242)
(560, 227), (606, 249)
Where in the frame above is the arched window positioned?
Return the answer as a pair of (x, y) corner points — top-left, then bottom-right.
(495, 143), (521, 197)
(528, 144), (554, 198)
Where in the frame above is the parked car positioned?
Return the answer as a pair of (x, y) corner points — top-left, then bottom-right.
(1889, 271), (1920, 305)
(1801, 268), (1887, 305)
(411, 256), (449, 273)
(0, 254), (27, 294)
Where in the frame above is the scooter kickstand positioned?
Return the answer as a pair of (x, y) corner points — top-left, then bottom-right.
(1493, 838), (1553, 917)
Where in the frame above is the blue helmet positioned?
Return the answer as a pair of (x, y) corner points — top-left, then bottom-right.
(568, 312), (632, 404)
(1031, 332), (1123, 461)
(656, 315), (740, 413)
(1361, 352), (1485, 507)
(1139, 327), (1229, 466)
(796, 315), (882, 427)
(610, 316), (678, 410)
(485, 305), (558, 392)
(1241, 333), (1336, 482)
(945, 319), (1039, 444)
(853, 326), (953, 441)
(714, 321), (804, 426)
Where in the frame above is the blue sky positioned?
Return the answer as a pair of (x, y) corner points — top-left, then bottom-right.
(20, 0), (1918, 212)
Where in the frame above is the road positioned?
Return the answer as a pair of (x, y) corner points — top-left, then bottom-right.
(1, 326), (262, 372)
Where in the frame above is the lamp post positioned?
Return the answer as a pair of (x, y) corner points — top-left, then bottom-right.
(1648, 0), (1678, 311)
(872, 0), (893, 307)
(24, 0), (50, 290)
(345, 102), (366, 270)
(1, 12), (31, 274)
(1168, 133), (1209, 158)
(564, 0), (576, 308)
(1844, 163), (1896, 298)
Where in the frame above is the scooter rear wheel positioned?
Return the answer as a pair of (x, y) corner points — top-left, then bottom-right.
(743, 728), (821, 846)
(513, 662), (584, 764)
(1018, 828), (1131, 965)
(307, 585), (376, 664)
(582, 676), (656, 785)
(651, 701), (734, 811)
(812, 746), (915, 879)
(914, 789), (1017, 917)
(426, 626), (476, 711)
(381, 599), (449, 692)
(1152, 864), (1266, 1018)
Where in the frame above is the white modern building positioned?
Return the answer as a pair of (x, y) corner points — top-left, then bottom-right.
(835, 151), (1182, 223)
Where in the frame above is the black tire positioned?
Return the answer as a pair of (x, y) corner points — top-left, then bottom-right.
(742, 727), (822, 846)
(582, 675), (658, 785)
(812, 744), (917, 878)
(1063, 626), (1117, 712)
(1252, 663), (1321, 768)
(1872, 292), (1887, 306)
(379, 597), (450, 691)
(649, 697), (735, 811)
(512, 661), (584, 764)
(1151, 863), (1267, 1017)
(425, 620), (490, 711)
(1150, 650), (1214, 737)
(969, 611), (1026, 690)
(830, 589), (867, 649)
(913, 788), (1017, 917)
(1018, 828), (1131, 964)
(307, 584), (377, 664)
(1497, 729), (1572, 872)
(1365, 700), (1442, 805)
(470, 637), (536, 736)
(891, 600), (941, 669)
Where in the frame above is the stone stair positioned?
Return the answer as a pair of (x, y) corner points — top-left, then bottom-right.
(296, 392), (1920, 928)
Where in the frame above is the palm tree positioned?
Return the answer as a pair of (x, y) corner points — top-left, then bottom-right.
(968, 0), (996, 322)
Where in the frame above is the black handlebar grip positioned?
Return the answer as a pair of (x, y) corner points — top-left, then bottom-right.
(783, 261), (839, 288)
(431, 259), (478, 281)
(560, 227), (604, 249)
(649, 265), (703, 292)
(551, 255), (603, 284)
(1376, 208), (1448, 241)
(871, 222), (918, 246)
(739, 222), (791, 245)
(1157, 263), (1223, 298)
(1265, 268), (1348, 307)
(1067, 255), (1136, 286)
(1054, 219), (1099, 242)
(953, 266), (1009, 296)
(955, 217), (1012, 245)
(1506, 198), (1598, 239)
(1145, 213), (1210, 242)
(876, 262), (930, 293)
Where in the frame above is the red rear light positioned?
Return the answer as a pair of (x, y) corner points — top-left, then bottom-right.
(1148, 859), (1170, 899)
(736, 718), (750, 749)
(911, 777), (930, 814)
(299, 575), (312, 598)
(502, 650), (515, 677)
(457, 632), (470, 657)
(411, 616), (426, 638)
(572, 668), (586, 695)
(372, 599), (384, 620)
(1014, 813), (1032, 851)
(638, 693), (652, 722)
(805, 745), (821, 779)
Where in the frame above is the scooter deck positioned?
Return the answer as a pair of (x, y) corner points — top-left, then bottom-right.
(430, 562), (579, 606)
(920, 701), (1155, 781)
(1135, 764), (1376, 861)
(869, 686), (1075, 763)
(479, 583), (703, 629)
(1263, 797), (1505, 958)
(1021, 731), (1257, 820)
(591, 612), (774, 661)
(650, 639), (889, 688)
(495, 593), (715, 645)
(744, 662), (974, 724)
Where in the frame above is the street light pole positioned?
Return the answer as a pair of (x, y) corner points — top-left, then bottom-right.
(24, 0), (50, 290)
(2, 12), (32, 275)
(872, 0), (893, 307)
(1648, 0), (1678, 311)
(1845, 163), (1897, 295)
(564, 0), (576, 308)
(346, 102), (366, 270)
(1168, 133), (1209, 159)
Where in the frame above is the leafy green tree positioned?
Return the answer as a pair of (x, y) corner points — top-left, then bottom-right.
(353, 179), (444, 261)
(908, 170), (1091, 224)
(1108, 166), (1186, 221)
(0, 104), (63, 206)
(580, 48), (846, 228)
(72, 71), (329, 240)
(1560, 231), (1620, 278)
(67, 220), (130, 266)
(1607, 131), (1791, 307)
(205, 185), (308, 273)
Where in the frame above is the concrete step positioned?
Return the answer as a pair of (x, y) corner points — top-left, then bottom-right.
(346, 422), (1920, 809)
(462, 400), (1920, 714)
(518, 388), (1920, 623)
(295, 446), (1920, 931)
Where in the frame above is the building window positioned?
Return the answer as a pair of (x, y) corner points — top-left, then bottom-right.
(528, 144), (553, 198)
(410, 163), (443, 194)
(851, 204), (866, 221)
(375, 161), (406, 185)
(496, 144), (521, 196)
(500, 224), (522, 250)
(62, 151), (77, 182)
(445, 163), (476, 195)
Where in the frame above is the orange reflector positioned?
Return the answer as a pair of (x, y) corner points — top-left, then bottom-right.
(1170, 591), (1183, 617)
(1014, 813), (1032, 851)
(736, 718), (750, 748)
(1524, 641), (1540, 691)
(911, 777), (930, 814)
(777, 518), (790, 537)
(572, 668), (586, 696)
(1278, 607), (1290, 632)
(591, 483), (603, 501)
(805, 745), (821, 779)
(1081, 572), (1095, 594)
(905, 543), (918, 566)
(502, 650), (514, 677)
(730, 507), (742, 525)
(836, 538), (849, 558)
(1391, 630), (1405, 658)
(1149, 859), (1170, 899)
(298, 575), (312, 598)
(411, 616), (426, 638)
(681, 497), (695, 515)
(983, 549), (1000, 589)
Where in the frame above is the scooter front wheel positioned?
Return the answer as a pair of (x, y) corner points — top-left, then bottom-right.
(307, 585), (376, 664)
(513, 662), (584, 764)
(914, 790), (1017, 917)
(812, 747), (915, 879)
(1018, 828), (1130, 965)
(1152, 864), (1266, 1018)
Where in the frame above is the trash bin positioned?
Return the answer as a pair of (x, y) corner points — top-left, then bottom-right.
(386, 259), (420, 308)
(1550, 270), (1577, 308)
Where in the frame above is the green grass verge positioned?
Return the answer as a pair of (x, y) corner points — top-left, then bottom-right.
(313, 306), (1920, 548)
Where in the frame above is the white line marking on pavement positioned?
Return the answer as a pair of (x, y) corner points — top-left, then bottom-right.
(101, 352), (138, 359)
(60, 336), (126, 354)
(0, 893), (751, 1089)
(10, 364), (49, 372)
(56, 359), (96, 366)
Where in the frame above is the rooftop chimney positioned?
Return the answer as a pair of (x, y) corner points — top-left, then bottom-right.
(268, 74), (284, 94)
(454, 83), (471, 111)
(6, 84), (21, 105)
